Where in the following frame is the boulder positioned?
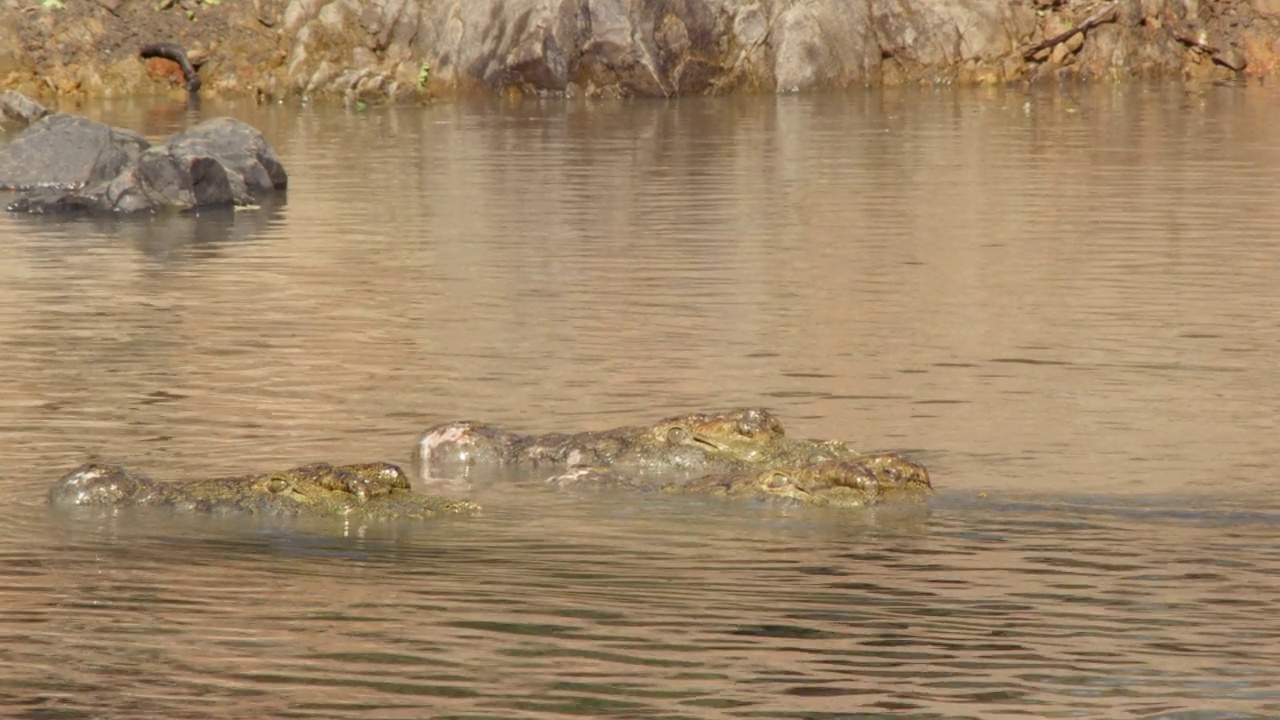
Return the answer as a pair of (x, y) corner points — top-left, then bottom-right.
(2, 99), (287, 215)
(165, 117), (290, 202)
(0, 114), (147, 191)
(0, 90), (50, 127)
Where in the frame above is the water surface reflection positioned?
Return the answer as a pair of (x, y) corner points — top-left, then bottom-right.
(1, 85), (1279, 717)
(3, 495), (1277, 719)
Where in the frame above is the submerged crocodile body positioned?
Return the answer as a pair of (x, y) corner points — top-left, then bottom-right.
(416, 407), (930, 507)
(50, 461), (479, 519)
(549, 453), (932, 508)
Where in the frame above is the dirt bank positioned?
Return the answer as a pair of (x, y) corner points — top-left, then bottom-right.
(2, 0), (1278, 104)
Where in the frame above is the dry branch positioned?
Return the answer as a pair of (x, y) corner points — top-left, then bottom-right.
(1173, 30), (1247, 71)
(1023, 2), (1119, 60)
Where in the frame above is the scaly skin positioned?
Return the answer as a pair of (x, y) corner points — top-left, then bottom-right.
(416, 407), (863, 482)
(50, 462), (480, 519)
(549, 453), (932, 508)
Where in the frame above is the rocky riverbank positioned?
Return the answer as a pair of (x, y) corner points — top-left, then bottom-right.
(1, 0), (1276, 103)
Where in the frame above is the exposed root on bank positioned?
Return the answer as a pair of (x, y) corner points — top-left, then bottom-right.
(139, 43), (202, 92)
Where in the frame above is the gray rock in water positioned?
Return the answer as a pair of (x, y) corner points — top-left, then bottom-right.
(165, 117), (290, 202)
(5, 189), (103, 215)
(0, 114), (148, 191)
(100, 145), (238, 214)
(2, 107), (288, 215)
(0, 90), (50, 127)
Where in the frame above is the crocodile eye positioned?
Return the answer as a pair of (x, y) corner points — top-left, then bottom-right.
(266, 478), (291, 494)
(762, 472), (791, 490)
(666, 426), (688, 443)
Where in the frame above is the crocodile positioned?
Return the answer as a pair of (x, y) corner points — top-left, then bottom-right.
(419, 407), (798, 479)
(50, 461), (480, 519)
(415, 407), (865, 484)
(547, 452), (932, 508)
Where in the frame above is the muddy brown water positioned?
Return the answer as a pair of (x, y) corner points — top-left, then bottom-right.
(1, 85), (1279, 719)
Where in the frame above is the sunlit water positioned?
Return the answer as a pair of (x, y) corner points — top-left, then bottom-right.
(1, 84), (1278, 718)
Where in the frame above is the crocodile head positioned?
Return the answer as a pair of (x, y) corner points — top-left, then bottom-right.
(676, 454), (932, 508)
(651, 407), (787, 457)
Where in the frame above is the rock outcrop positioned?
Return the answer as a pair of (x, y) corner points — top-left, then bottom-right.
(275, 0), (1255, 97)
(0, 0), (1274, 101)
(1, 106), (287, 215)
